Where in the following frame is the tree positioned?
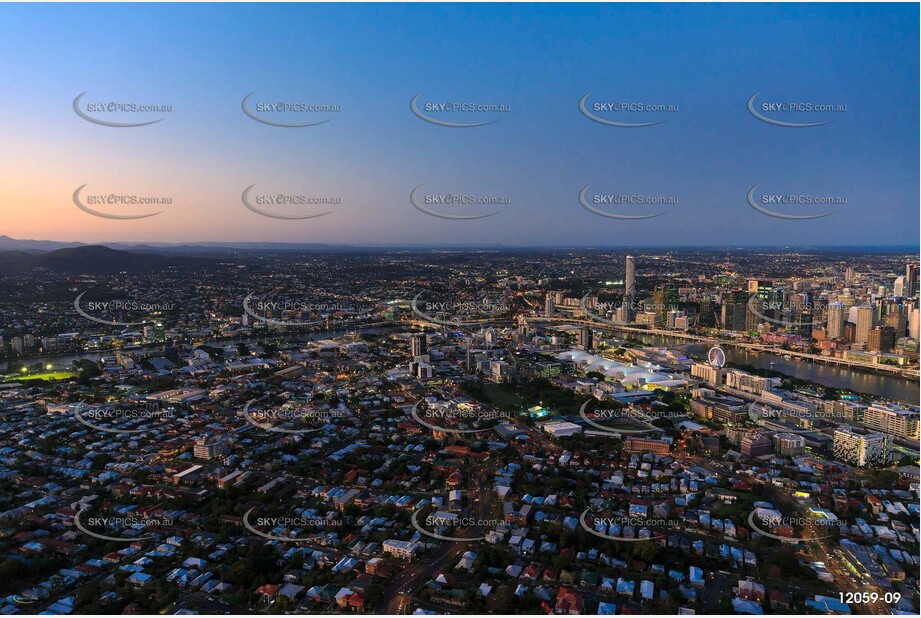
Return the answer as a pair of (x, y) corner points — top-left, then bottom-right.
(632, 540), (662, 563)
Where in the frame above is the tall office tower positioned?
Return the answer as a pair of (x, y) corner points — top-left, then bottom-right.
(666, 309), (680, 329)
(907, 263), (919, 298)
(578, 326), (593, 350)
(410, 332), (427, 357)
(544, 292), (555, 317)
(867, 326), (895, 352)
(721, 291), (748, 331)
(796, 309), (814, 340)
(854, 304), (875, 344)
(838, 289), (856, 310)
(845, 267), (855, 284)
(653, 285), (678, 327)
(884, 303), (907, 337)
(625, 255), (636, 320)
(698, 298), (716, 327)
(910, 307), (920, 341)
(843, 322), (857, 342)
(873, 298), (886, 323)
(517, 316), (530, 337)
(893, 276), (906, 298)
(746, 302), (763, 330)
(826, 302), (845, 339)
(746, 282), (774, 330)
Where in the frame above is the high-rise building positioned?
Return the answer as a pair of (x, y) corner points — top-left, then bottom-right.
(833, 427), (890, 467)
(893, 276), (906, 298)
(667, 309), (685, 329)
(698, 298), (717, 327)
(838, 289), (856, 310)
(884, 304), (907, 337)
(844, 267), (856, 284)
(772, 433), (806, 457)
(690, 362), (725, 385)
(826, 302), (845, 340)
(864, 404), (920, 440)
(517, 316), (530, 337)
(796, 308), (814, 340)
(740, 434), (772, 457)
(194, 435), (230, 460)
(867, 326), (895, 352)
(746, 281), (778, 330)
(653, 285), (677, 328)
(721, 291), (748, 332)
(843, 322), (857, 343)
(544, 292), (555, 317)
(854, 304), (875, 345)
(906, 263), (919, 299)
(909, 307), (920, 341)
(625, 255), (636, 320)
(578, 326), (593, 350)
(410, 332), (427, 357)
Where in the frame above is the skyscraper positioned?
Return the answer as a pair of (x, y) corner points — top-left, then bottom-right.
(654, 285), (677, 328)
(721, 290), (748, 332)
(544, 292), (554, 317)
(838, 289), (856, 310)
(854, 304), (874, 345)
(826, 302), (845, 339)
(884, 303), (906, 337)
(578, 326), (593, 351)
(867, 326), (895, 352)
(410, 332), (427, 357)
(906, 263), (919, 298)
(625, 255), (636, 321)
(746, 281), (774, 330)
(910, 307), (920, 341)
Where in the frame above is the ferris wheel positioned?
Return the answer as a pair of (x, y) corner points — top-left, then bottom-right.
(707, 346), (726, 368)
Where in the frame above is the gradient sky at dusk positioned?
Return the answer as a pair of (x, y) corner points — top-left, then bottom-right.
(0, 3), (917, 246)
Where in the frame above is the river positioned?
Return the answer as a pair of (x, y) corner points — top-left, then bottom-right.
(625, 332), (919, 404)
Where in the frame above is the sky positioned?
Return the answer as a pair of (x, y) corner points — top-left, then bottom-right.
(0, 3), (917, 247)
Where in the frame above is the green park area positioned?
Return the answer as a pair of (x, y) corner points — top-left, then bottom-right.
(465, 378), (588, 416)
(4, 370), (78, 383)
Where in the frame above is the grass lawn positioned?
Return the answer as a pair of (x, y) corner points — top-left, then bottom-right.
(5, 370), (78, 382)
(479, 381), (585, 415)
(481, 383), (524, 410)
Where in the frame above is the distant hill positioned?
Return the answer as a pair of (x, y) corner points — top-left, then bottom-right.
(0, 235), (354, 254)
(0, 235), (85, 252)
(0, 245), (216, 274)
